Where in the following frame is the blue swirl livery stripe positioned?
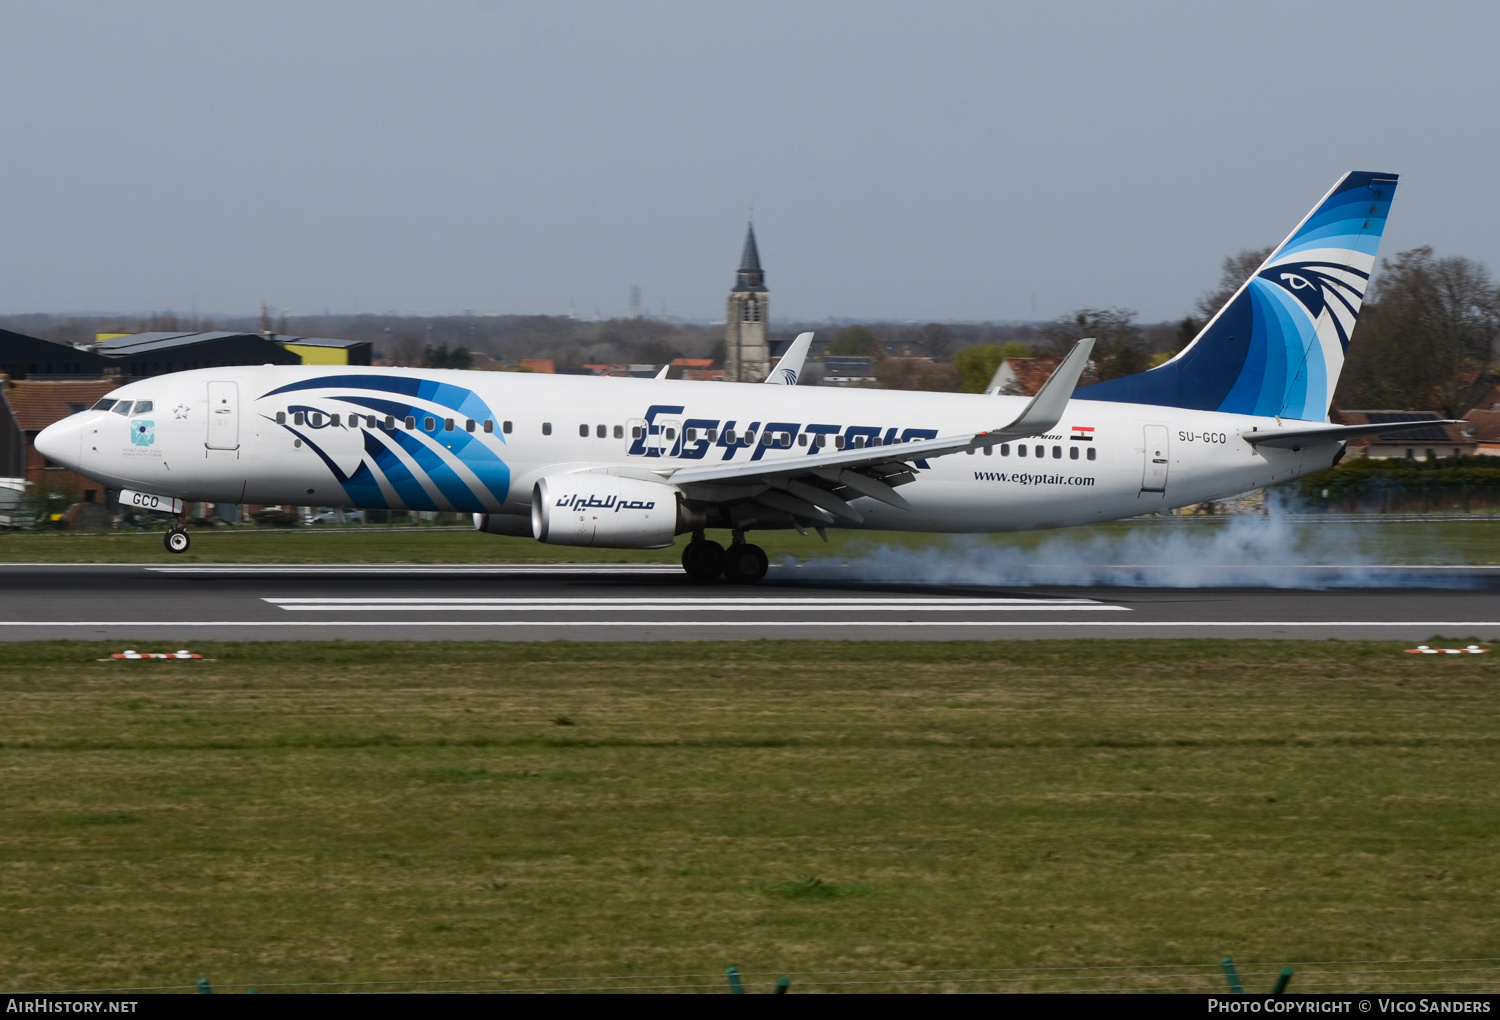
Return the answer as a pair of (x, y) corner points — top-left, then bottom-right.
(1075, 171), (1397, 421)
(263, 373), (510, 512)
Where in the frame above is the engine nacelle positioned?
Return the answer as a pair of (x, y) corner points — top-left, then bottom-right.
(531, 473), (682, 548)
(472, 512), (534, 537)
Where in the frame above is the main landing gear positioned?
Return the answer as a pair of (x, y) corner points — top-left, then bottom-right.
(164, 524), (190, 554)
(681, 533), (767, 585)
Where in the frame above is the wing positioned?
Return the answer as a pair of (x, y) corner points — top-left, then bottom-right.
(653, 338), (1095, 527)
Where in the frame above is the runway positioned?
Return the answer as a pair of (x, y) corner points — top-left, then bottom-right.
(2, 563), (1499, 641)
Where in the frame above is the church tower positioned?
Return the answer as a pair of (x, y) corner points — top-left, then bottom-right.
(724, 223), (770, 383)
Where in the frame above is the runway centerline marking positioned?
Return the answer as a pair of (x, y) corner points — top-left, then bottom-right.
(261, 596), (1119, 613)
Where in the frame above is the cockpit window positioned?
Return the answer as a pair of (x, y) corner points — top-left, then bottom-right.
(92, 398), (117, 412)
(133, 400), (153, 413)
(112, 401), (133, 416)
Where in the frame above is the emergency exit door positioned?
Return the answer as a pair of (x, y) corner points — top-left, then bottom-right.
(1141, 425), (1169, 492)
(206, 381), (240, 450)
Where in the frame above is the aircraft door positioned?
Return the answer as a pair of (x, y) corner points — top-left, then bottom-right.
(626, 419), (648, 456)
(206, 381), (240, 451)
(1141, 424), (1169, 492)
(658, 419), (682, 457)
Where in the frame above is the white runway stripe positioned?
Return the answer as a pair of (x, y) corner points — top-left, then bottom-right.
(151, 565), (682, 575)
(264, 596), (1107, 607)
(5, 620), (1500, 629)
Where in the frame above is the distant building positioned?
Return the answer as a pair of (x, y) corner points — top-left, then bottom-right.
(821, 356), (876, 386)
(1459, 409), (1500, 457)
(521, 359), (556, 374)
(986, 357), (1062, 396)
(3, 379), (120, 502)
(278, 336), (373, 366)
(0, 387), (24, 491)
(724, 224), (770, 383)
(671, 357), (723, 381)
(1, 328), (109, 380)
(93, 331), (300, 377)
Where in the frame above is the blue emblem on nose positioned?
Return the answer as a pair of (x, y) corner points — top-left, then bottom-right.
(130, 420), (155, 446)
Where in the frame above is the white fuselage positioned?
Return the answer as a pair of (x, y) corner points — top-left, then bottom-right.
(41, 365), (1333, 534)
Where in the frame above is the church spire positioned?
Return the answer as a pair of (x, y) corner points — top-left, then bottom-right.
(734, 223), (765, 291)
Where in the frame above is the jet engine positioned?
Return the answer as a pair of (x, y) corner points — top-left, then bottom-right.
(472, 512), (534, 537)
(531, 473), (692, 548)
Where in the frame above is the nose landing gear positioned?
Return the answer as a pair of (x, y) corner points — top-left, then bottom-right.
(164, 524), (190, 554)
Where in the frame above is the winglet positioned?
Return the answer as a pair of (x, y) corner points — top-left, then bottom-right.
(765, 332), (813, 385)
(653, 363), (671, 380)
(975, 338), (1094, 445)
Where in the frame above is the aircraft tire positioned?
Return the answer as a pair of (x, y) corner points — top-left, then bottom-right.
(681, 539), (726, 582)
(164, 528), (190, 554)
(723, 542), (768, 585)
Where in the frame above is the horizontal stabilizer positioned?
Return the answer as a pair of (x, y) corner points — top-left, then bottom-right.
(1244, 420), (1465, 449)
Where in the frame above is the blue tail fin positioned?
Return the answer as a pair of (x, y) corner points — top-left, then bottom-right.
(1075, 171), (1398, 421)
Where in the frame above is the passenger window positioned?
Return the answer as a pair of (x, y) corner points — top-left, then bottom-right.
(310, 412), (323, 427)
(983, 445), (991, 456)
(1087, 447), (1096, 461)
(1017, 444), (1027, 457)
(1034, 445), (1044, 458)
(466, 419), (476, 433)
(835, 435), (845, 449)
(579, 424), (589, 437)
(483, 420), (494, 433)
(666, 427), (676, 440)
(613, 425), (623, 439)
(798, 434), (807, 447)
(632, 426), (644, 439)
(502, 420), (512, 434)
(112, 402), (132, 416)
(542, 422), (552, 436)
(596, 424), (606, 438)
(745, 431), (756, 446)
(385, 415), (395, 429)
(330, 413), (341, 427)
(1052, 446), (1061, 458)
(966, 447), (975, 455)
(1070, 446), (1079, 460)
(1001, 444), (1010, 456)
(686, 428), (697, 442)
(92, 398), (117, 411)
(444, 418), (454, 432)
(405, 416), (416, 430)
(276, 411), (286, 425)
(759, 432), (770, 446)
(707, 429), (718, 442)
(134, 400), (153, 413)
(295, 412), (306, 426)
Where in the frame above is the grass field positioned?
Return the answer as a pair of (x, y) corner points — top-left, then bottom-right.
(2, 516), (1500, 566)
(2, 640), (1497, 993)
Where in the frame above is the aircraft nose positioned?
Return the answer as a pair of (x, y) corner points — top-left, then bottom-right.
(35, 415), (84, 471)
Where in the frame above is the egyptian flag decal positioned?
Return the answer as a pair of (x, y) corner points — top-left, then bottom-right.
(1070, 426), (1094, 442)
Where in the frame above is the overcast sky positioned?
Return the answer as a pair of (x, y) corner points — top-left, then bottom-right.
(1, 1), (1496, 324)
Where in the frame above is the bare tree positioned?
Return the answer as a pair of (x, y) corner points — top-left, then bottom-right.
(1337, 246), (1500, 415)
(1040, 308), (1146, 381)
(1196, 246), (1275, 320)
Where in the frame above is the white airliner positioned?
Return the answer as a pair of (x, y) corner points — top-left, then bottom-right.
(37, 171), (1453, 583)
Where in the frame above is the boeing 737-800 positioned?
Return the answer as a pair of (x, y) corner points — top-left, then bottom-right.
(37, 171), (1452, 583)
